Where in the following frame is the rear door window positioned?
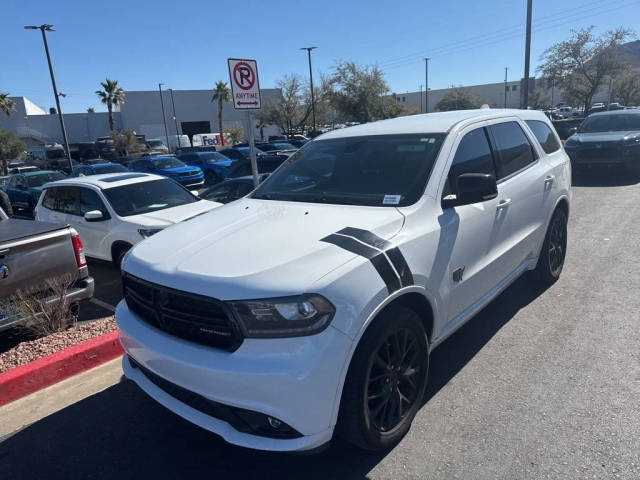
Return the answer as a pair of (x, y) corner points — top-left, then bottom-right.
(526, 120), (561, 154)
(42, 188), (58, 210)
(488, 121), (537, 179)
(79, 188), (107, 215)
(56, 187), (80, 215)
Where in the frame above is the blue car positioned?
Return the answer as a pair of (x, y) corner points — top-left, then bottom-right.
(176, 151), (233, 185)
(5, 170), (66, 215)
(128, 156), (204, 187)
(69, 162), (129, 177)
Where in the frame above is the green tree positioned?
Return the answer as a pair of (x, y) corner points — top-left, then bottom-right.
(538, 27), (633, 112)
(86, 107), (95, 113)
(111, 129), (141, 157)
(211, 81), (231, 145)
(0, 93), (15, 116)
(95, 79), (125, 132)
(529, 88), (551, 109)
(0, 129), (26, 175)
(435, 87), (483, 111)
(227, 122), (244, 145)
(327, 61), (393, 123)
(49, 107), (57, 115)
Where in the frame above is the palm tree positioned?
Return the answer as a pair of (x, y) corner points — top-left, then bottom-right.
(95, 79), (125, 132)
(211, 81), (231, 145)
(0, 93), (15, 116)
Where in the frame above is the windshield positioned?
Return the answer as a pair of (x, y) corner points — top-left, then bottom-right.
(579, 114), (640, 133)
(148, 140), (166, 148)
(237, 146), (266, 157)
(271, 142), (297, 150)
(103, 179), (197, 216)
(252, 133), (446, 207)
(151, 157), (185, 169)
(46, 149), (66, 159)
(26, 172), (66, 187)
(93, 164), (128, 174)
(200, 152), (229, 164)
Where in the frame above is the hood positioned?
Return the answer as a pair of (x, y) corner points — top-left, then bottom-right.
(156, 165), (201, 175)
(124, 199), (219, 228)
(124, 198), (405, 300)
(572, 131), (638, 143)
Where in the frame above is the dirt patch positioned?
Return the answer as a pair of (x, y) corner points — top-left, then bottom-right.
(0, 317), (116, 374)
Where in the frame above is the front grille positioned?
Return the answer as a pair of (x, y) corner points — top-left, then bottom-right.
(123, 274), (242, 350)
(179, 170), (199, 177)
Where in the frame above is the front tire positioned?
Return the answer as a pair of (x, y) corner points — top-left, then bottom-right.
(337, 305), (429, 451)
(205, 170), (219, 185)
(531, 208), (568, 285)
(111, 243), (132, 269)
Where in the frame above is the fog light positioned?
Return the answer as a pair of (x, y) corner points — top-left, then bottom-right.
(267, 416), (282, 429)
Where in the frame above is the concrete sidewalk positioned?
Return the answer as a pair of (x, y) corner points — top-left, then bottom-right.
(0, 357), (123, 439)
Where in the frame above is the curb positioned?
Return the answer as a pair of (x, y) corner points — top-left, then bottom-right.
(0, 330), (123, 407)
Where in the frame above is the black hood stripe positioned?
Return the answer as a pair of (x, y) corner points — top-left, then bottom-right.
(335, 227), (414, 287)
(321, 234), (401, 294)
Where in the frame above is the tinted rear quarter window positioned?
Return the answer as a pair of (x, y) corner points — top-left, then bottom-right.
(526, 120), (561, 154)
(489, 121), (537, 179)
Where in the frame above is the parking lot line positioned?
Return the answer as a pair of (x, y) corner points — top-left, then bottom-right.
(89, 298), (116, 313)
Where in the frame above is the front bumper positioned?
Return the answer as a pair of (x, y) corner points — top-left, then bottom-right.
(0, 275), (95, 331)
(174, 175), (205, 187)
(116, 300), (353, 451)
(566, 144), (640, 166)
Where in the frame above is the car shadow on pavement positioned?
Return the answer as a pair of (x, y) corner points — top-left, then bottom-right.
(572, 167), (640, 187)
(0, 277), (548, 480)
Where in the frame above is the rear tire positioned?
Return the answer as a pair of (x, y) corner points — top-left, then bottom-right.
(337, 305), (429, 451)
(205, 170), (219, 185)
(111, 243), (132, 269)
(530, 208), (568, 286)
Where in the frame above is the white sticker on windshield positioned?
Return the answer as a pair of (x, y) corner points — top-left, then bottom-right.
(383, 195), (402, 205)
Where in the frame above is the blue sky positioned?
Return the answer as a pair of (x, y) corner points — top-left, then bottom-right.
(2, 0), (638, 113)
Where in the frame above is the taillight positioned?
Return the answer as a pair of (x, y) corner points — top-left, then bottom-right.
(71, 234), (87, 267)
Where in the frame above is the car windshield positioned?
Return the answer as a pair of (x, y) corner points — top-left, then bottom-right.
(271, 142), (297, 150)
(151, 157), (185, 169)
(237, 146), (266, 157)
(200, 152), (228, 164)
(45, 149), (66, 159)
(102, 179), (197, 216)
(252, 133), (446, 207)
(26, 172), (66, 187)
(93, 164), (128, 174)
(579, 114), (640, 133)
(148, 140), (166, 148)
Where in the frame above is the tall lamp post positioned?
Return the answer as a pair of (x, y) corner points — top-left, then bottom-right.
(504, 67), (509, 108)
(24, 24), (72, 172)
(300, 47), (317, 136)
(169, 88), (180, 137)
(522, 0), (533, 109)
(424, 58), (430, 113)
(158, 83), (170, 152)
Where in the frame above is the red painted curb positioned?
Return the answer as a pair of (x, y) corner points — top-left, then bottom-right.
(0, 330), (123, 407)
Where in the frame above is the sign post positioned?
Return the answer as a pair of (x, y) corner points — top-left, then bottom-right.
(228, 58), (261, 187)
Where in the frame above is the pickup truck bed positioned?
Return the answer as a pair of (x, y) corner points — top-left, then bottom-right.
(0, 215), (94, 331)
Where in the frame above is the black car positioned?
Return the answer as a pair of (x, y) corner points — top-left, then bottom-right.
(287, 139), (309, 148)
(226, 156), (287, 178)
(563, 110), (640, 170)
(198, 174), (270, 204)
(552, 118), (583, 140)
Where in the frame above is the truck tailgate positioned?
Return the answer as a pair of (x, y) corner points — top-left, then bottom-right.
(0, 220), (79, 298)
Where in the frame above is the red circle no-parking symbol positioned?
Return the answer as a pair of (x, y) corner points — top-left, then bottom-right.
(233, 62), (255, 90)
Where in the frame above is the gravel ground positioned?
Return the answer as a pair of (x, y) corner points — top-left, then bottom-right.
(0, 317), (115, 373)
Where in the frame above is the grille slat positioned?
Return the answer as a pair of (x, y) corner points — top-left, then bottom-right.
(123, 274), (241, 350)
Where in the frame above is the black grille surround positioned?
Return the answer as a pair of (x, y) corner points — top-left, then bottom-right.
(128, 356), (301, 439)
(122, 273), (243, 351)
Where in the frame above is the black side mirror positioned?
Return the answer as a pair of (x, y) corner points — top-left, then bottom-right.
(442, 173), (498, 209)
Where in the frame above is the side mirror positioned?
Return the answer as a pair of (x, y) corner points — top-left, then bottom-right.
(442, 173), (498, 209)
(84, 210), (104, 222)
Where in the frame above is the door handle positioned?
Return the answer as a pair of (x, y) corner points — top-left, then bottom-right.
(496, 198), (512, 210)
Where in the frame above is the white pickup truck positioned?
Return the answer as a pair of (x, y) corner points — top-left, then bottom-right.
(117, 109), (571, 452)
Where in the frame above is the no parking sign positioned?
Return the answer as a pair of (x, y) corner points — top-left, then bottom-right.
(227, 58), (261, 110)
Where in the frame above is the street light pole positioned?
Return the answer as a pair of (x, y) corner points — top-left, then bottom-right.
(24, 24), (72, 172)
(158, 83), (170, 153)
(523, 0), (533, 109)
(169, 88), (179, 137)
(424, 58), (430, 113)
(300, 47), (317, 136)
(504, 67), (509, 108)
(419, 85), (424, 113)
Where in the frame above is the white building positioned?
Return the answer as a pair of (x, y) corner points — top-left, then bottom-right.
(0, 88), (282, 153)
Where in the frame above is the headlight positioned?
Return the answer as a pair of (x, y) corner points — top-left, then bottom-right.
(138, 228), (163, 238)
(228, 294), (335, 338)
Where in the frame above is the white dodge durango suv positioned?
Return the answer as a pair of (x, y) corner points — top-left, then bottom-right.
(117, 109), (571, 452)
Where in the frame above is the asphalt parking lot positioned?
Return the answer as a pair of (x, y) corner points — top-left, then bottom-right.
(1, 168), (639, 479)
